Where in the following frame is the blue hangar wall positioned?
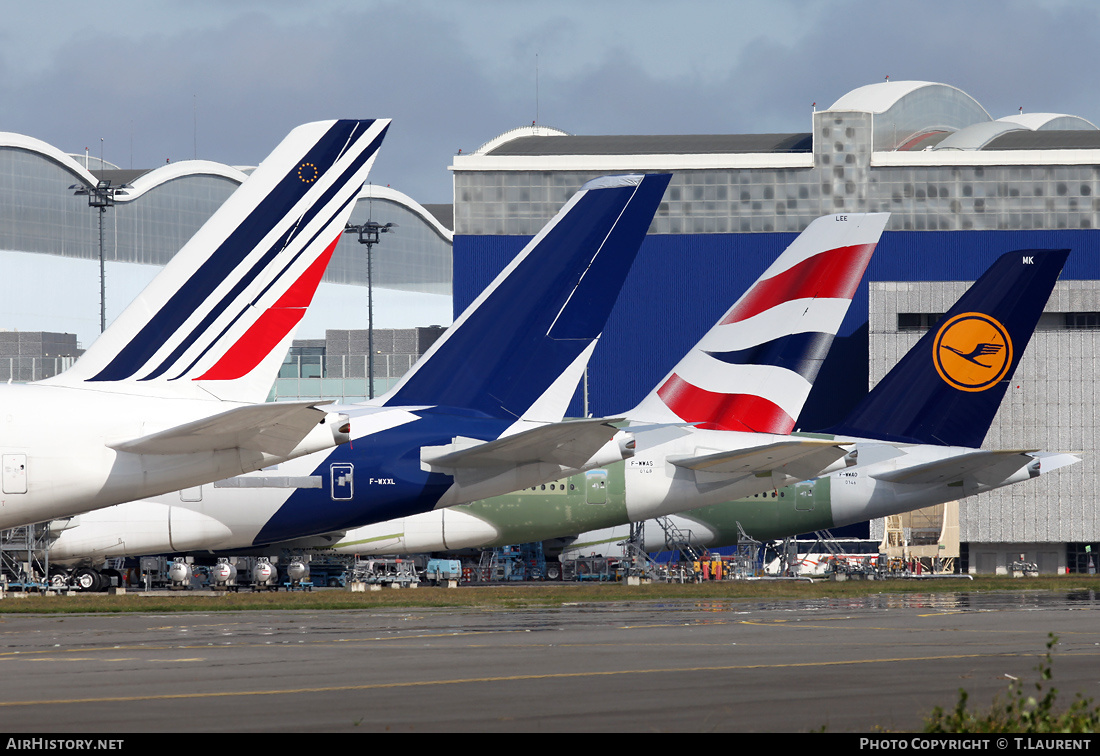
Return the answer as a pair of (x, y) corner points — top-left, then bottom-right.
(454, 229), (1100, 432)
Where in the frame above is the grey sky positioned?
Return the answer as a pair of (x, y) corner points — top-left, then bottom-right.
(2, 0), (1097, 203)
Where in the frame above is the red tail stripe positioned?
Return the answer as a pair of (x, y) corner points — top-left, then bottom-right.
(194, 234), (339, 382)
(721, 243), (876, 325)
(657, 373), (796, 434)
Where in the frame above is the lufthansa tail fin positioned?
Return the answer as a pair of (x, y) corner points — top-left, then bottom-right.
(45, 119), (389, 403)
(829, 249), (1069, 447)
(379, 173), (671, 420)
(626, 213), (888, 432)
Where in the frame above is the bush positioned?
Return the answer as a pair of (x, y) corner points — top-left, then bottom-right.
(924, 633), (1100, 733)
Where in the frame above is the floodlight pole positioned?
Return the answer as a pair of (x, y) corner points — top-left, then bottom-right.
(73, 179), (125, 333)
(344, 220), (395, 399)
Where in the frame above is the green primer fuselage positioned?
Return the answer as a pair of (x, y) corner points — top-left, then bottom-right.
(455, 464), (838, 548)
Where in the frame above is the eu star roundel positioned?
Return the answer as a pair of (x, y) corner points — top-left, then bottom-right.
(297, 162), (319, 183)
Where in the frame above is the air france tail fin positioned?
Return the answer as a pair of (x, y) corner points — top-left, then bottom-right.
(45, 119), (389, 403)
(380, 173), (672, 420)
(627, 213), (888, 432)
(829, 249), (1069, 447)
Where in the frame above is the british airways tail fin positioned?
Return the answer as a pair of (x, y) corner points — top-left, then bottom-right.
(45, 119), (389, 403)
(627, 213), (888, 432)
(380, 173), (671, 420)
(828, 249), (1069, 447)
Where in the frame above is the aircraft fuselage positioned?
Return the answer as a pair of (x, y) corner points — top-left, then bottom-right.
(0, 383), (339, 530)
(319, 440), (1069, 557)
(47, 404), (629, 561)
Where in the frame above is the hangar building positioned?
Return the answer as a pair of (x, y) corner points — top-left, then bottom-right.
(450, 80), (1100, 574)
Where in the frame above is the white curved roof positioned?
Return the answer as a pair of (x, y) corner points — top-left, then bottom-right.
(826, 80), (994, 151)
(359, 184), (453, 242)
(1, 134), (252, 202)
(0, 131), (448, 242)
(471, 124), (571, 155)
(827, 80), (941, 113)
(119, 160), (250, 200)
(998, 113), (1098, 130)
(934, 121), (1027, 151)
(827, 80), (992, 121)
(0, 131), (101, 186)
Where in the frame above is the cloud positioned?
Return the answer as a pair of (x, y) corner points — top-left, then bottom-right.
(3, 0), (1100, 204)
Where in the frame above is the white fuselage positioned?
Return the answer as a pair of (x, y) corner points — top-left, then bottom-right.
(618, 428), (815, 522)
(47, 425), (816, 562)
(50, 424), (1073, 565)
(827, 445), (1040, 528)
(46, 404), (631, 562)
(0, 383), (339, 530)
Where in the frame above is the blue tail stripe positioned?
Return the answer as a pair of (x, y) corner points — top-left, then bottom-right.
(162, 188), (362, 382)
(704, 331), (835, 382)
(489, 176), (672, 416)
(139, 125), (387, 382)
(90, 120), (382, 382)
(383, 173), (671, 418)
(827, 249), (1069, 447)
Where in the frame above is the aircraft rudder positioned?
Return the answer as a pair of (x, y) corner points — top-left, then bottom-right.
(546, 173), (670, 340)
(830, 248), (1069, 447)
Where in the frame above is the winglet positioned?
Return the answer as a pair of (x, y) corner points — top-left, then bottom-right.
(829, 249), (1069, 447)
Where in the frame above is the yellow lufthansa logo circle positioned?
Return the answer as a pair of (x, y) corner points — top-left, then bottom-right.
(297, 162), (318, 183)
(932, 312), (1013, 392)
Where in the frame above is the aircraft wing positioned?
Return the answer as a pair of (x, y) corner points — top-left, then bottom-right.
(423, 417), (626, 471)
(869, 449), (1041, 485)
(670, 438), (850, 481)
(108, 401), (340, 457)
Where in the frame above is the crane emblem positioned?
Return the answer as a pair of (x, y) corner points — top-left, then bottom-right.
(932, 312), (1013, 392)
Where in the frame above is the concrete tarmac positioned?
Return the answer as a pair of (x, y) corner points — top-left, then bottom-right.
(0, 590), (1098, 733)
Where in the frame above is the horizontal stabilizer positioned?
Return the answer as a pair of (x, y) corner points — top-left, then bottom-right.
(670, 438), (848, 478)
(625, 421), (702, 433)
(422, 417), (625, 471)
(109, 401), (339, 457)
(869, 449), (1040, 485)
(1028, 451), (1083, 475)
